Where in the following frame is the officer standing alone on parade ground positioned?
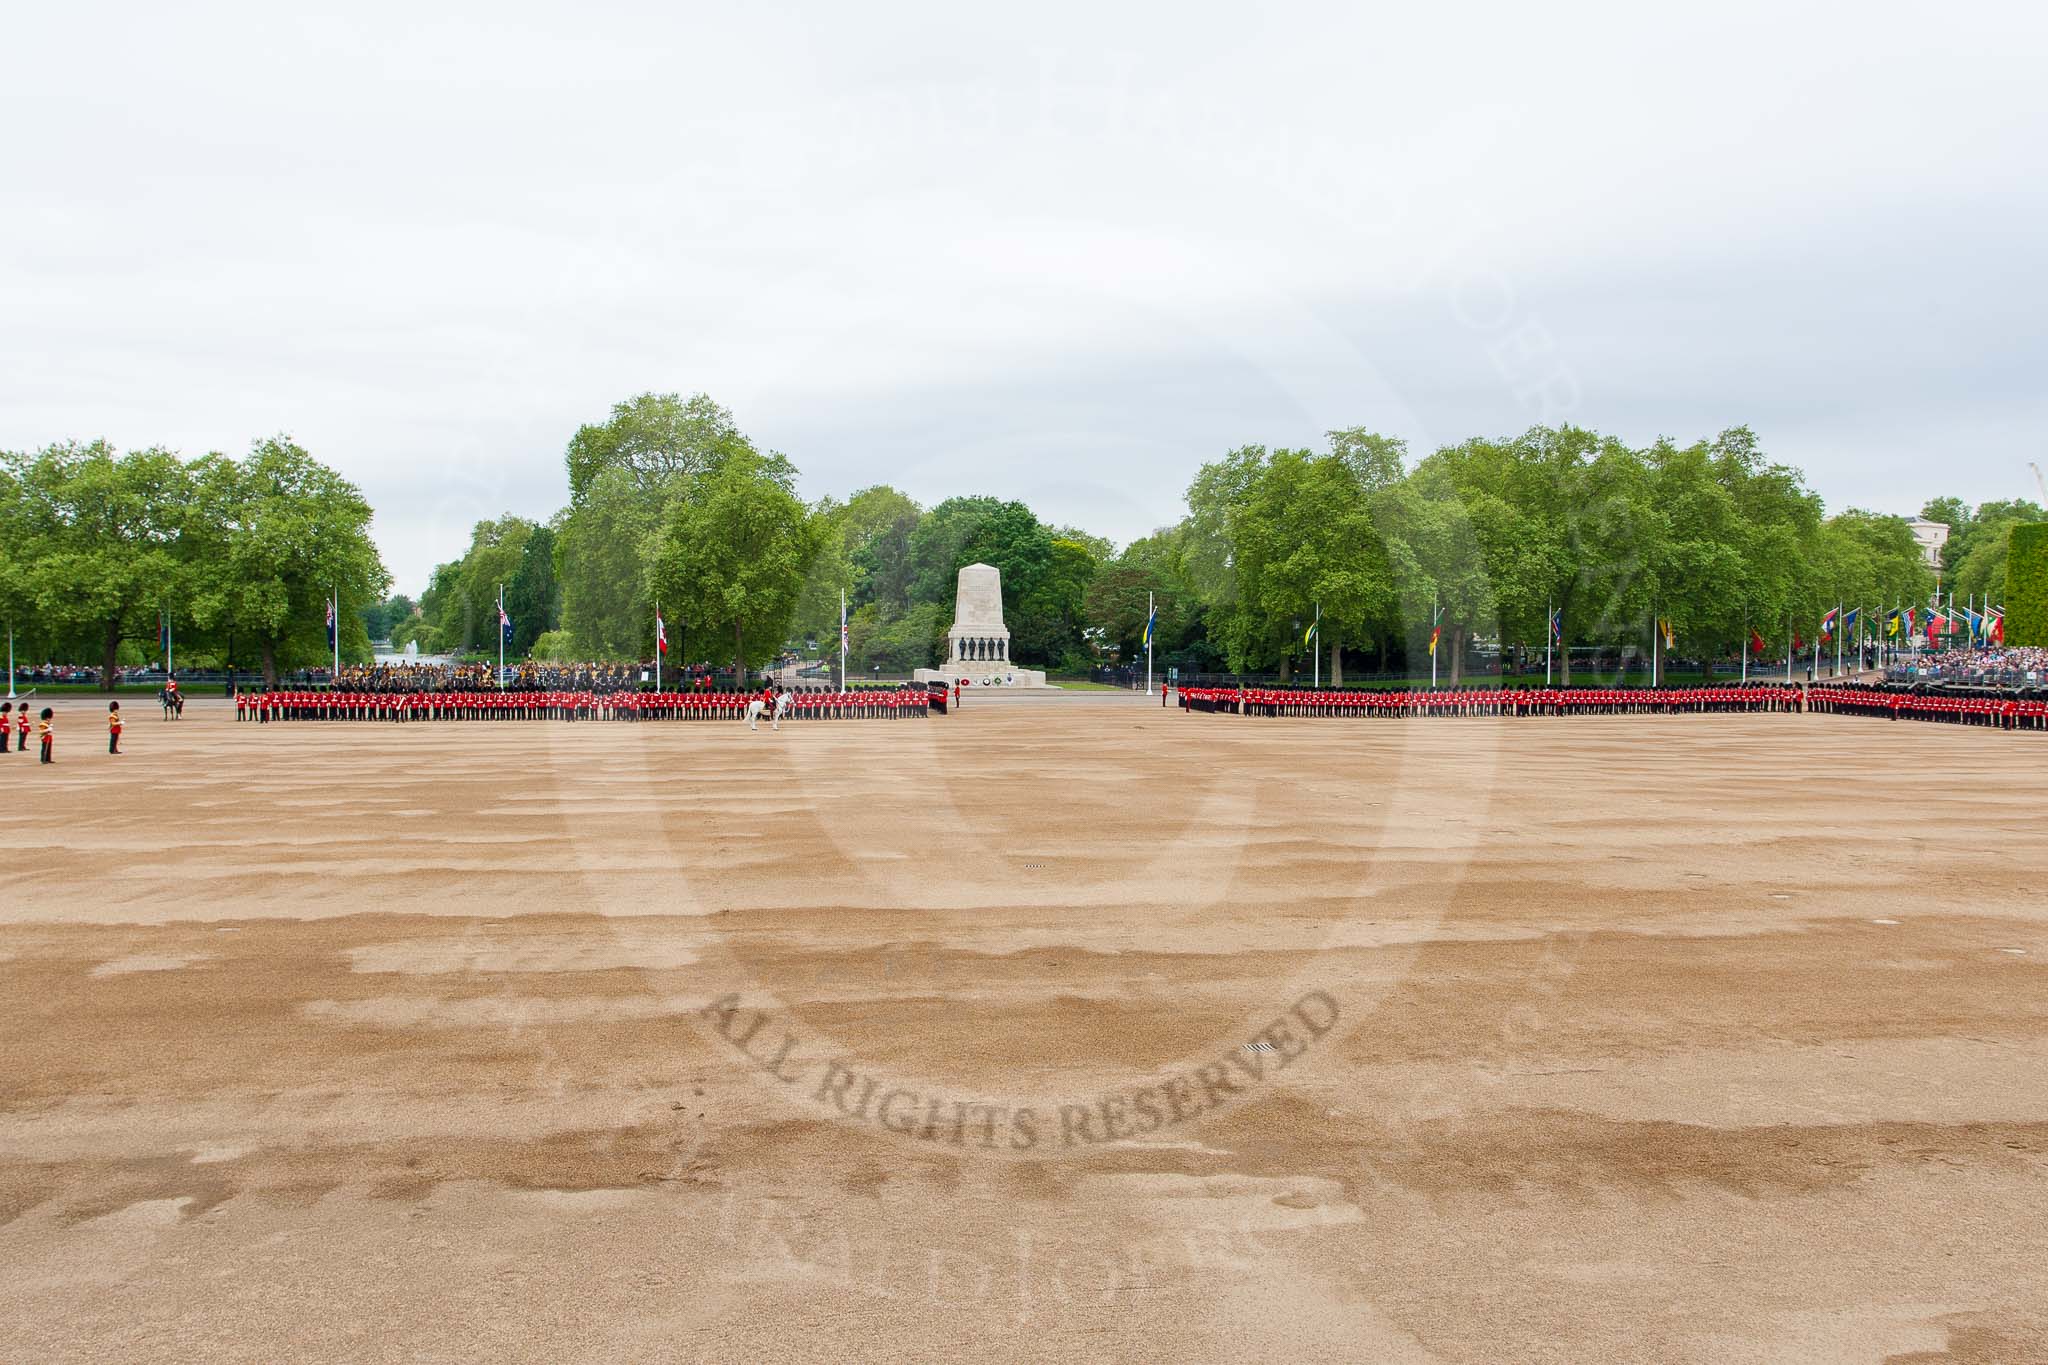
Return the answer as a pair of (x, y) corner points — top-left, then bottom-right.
(108, 701), (123, 754)
(38, 707), (55, 763)
(0, 701), (10, 753)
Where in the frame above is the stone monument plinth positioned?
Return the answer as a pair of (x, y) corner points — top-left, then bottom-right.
(913, 562), (1050, 688)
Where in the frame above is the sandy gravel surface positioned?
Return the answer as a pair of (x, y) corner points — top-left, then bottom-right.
(4, 705), (2046, 1363)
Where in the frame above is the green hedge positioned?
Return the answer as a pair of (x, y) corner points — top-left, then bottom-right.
(2009, 523), (2048, 647)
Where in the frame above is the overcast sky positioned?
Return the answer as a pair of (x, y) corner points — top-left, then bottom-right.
(7, 2), (2045, 593)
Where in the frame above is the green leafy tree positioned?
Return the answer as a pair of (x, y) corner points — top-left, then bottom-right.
(558, 467), (659, 658)
(1086, 550), (1193, 664)
(531, 629), (578, 662)
(1379, 458), (1496, 683)
(849, 600), (948, 674)
(565, 392), (791, 503)
(1013, 535), (1101, 667)
(358, 593), (414, 642)
(645, 453), (821, 677)
(2006, 523), (2048, 646)
(1185, 444), (1395, 677)
(844, 485), (924, 613)
(426, 515), (534, 653)
(185, 437), (390, 685)
(504, 522), (561, 654)
(9, 441), (196, 689)
(907, 496), (1005, 606)
(1921, 497), (2043, 574)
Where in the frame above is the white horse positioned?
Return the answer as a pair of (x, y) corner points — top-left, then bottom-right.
(746, 691), (793, 731)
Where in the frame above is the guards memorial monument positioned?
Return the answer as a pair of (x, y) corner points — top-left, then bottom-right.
(914, 562), (1050, 688)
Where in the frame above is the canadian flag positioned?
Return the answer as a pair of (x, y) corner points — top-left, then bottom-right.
(656, 612), (667, 655)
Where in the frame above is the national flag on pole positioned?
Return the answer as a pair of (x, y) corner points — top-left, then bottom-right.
(1549, 608), (1563, 644)
(1658, 618), (1675, 651)
(499, 603), (513, 645)
(1901, 607), (1916, 637)
(655, 611), (667, 655)
(1990, 610), (2005, 644)
(1303, 616), (1318, 647)
(1884, 609), (1900, 638)
(1144, 604), (1157, 648)
(1428, 625), (1440, 656)
(325, 599), (336, 648)
(1843, 607), (1858, 634)
(1818, 607), (1838, 642)
(1749, 628), (1766, 655)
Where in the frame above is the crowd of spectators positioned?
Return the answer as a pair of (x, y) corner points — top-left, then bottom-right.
(10, 665), (105, 686)
(1890, 646), (2048, 687)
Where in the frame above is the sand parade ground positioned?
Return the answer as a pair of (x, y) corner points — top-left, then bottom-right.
(4, 699), (2045, 1362)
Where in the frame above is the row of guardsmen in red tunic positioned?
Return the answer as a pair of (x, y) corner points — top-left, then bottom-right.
(1179, 681), (2047, 731)
(1178, 683), (1806, 718)
(1807, 684), (2048, 730)
(238, 689), (931, 722)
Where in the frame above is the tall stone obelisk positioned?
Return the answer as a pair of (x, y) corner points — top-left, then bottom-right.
(914, 563), (1049, 688)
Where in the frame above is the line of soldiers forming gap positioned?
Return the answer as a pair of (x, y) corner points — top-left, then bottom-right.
(239, 686), (935, 723)
(1176, 681), (2048, 730)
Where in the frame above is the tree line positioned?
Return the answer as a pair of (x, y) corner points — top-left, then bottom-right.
(405, 393), (1117, 678)
(410, 395), (2037, 683)
(8, 399), (2038, 689)
(1, 438), (387, 686)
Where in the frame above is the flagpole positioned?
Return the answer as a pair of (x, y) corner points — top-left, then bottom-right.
(1742, 614), (1748, 683)
(1147, 591), (1156, 696)
(839, 588), (848, 691)
(497, 583), (505, 686)
(329, 585), (337, 682)
(1310, 601), (1318, 690)
(654, 597), (661, 692)
(1835, 601), (1843, 678)
(5, 624), (12, 699)
(1544, 602), (1552, 686)
(1430, 591), (1438, 689)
